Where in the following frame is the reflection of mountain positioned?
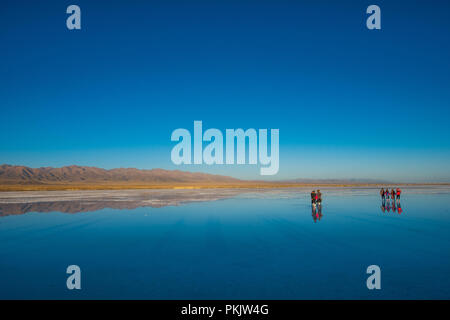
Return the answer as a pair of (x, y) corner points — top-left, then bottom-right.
(0, 189), (246, 216)
(0, 201), (163, 215)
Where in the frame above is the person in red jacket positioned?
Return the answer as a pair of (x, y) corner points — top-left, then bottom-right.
(311, 190), (316, 205)
(317, 190), (322, 205)
(395, 188), (401, 207)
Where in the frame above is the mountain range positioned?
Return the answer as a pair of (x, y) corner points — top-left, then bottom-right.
(0, 164), (240, 185)
(0, 164), (399, 190)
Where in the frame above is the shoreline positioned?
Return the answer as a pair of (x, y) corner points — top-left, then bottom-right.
(0, 183), (449, 192)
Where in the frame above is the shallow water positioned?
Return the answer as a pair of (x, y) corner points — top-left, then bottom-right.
(0, 187), (449, 299)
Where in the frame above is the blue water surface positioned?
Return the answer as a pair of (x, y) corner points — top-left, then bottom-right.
(0, 187), (449, 299)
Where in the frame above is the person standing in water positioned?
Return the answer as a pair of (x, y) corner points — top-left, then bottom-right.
(380, 188), (385, 201)
(396, 187), (402, 206)
(396, 187), (402, 200)
(385, 188), (390, 200)
(391, 188), (396, 201)
(311, 190), (316, 205)
(317, 190), (322, 205)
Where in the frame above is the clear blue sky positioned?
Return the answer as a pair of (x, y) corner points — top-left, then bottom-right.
(1, 0), (449, 182)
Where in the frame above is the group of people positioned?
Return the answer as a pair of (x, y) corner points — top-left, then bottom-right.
(380, 187), (403, 214)
(310, 190), (322, 205)
(380, 187), (401, 201)
(309, 188), (404, 221)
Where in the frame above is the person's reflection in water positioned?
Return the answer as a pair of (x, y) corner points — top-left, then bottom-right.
(380, 192), (403, 214)
(396, 188), (402, 206)
(397, 202), (403, 214)
(392, 199), (397, 212)
(312, 202), (324, 223)
(312, 203), (318, 223)
(380, 200), (386, 213)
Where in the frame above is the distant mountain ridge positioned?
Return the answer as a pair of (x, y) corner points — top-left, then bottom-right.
(0, 164), (399, 188)
(279, 178), (392, 184)
(0, 164), (241, 185)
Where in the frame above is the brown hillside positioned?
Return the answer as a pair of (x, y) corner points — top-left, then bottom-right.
(0, 164), (241, 185)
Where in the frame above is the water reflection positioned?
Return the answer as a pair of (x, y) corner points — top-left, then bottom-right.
(381, 198), (403, 214)
(0, 189), (249, 216)
(0, 188), (410, 218)
(311, 203), (323, 223)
